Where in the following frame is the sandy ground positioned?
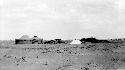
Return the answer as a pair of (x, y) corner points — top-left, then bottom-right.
(0, 44), (125, 70)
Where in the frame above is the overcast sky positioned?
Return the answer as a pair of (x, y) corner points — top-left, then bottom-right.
(1, 0), (125, 40)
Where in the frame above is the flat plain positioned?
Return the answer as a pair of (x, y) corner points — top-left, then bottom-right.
(0, 41), (125, 70)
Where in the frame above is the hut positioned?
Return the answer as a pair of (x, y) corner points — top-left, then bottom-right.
(15, 35), (43, 44)
(15, 35), (31, 44)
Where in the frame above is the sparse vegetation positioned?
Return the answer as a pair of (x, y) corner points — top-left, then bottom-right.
(0, 40), (125, 70)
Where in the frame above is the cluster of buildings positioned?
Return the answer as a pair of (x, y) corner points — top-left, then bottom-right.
(15, 35), (76, 44)
(16, 35), (124, 44)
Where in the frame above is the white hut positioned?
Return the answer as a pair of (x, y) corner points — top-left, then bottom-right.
(70, 39), (81, 44)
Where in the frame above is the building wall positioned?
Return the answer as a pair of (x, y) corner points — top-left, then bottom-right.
(15, 39), (32, 44)
(15, 39), (43, 44)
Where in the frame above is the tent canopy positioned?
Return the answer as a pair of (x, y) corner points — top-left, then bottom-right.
(70, 39), (81, 44)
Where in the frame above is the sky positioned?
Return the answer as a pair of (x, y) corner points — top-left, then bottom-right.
(1, 0), (125, 40)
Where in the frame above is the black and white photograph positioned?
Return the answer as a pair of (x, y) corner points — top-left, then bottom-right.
(1, 0), (125, 70)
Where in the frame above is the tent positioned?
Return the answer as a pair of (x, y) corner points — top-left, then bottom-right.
(70, 39), (82, 44)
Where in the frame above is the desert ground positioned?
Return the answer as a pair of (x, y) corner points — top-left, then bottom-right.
(0, 42), (125, 70)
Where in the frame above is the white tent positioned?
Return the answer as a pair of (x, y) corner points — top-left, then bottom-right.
(70, 39), (82, 44)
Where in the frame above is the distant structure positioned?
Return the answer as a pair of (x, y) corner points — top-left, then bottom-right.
(15, 35), (71, 44)
(15, 35), (112, 44)
(15, 35), (43, 44)
(80, 37), (110, 43)
(70, 39), (82, 44)
(43, 39), (71, 44)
